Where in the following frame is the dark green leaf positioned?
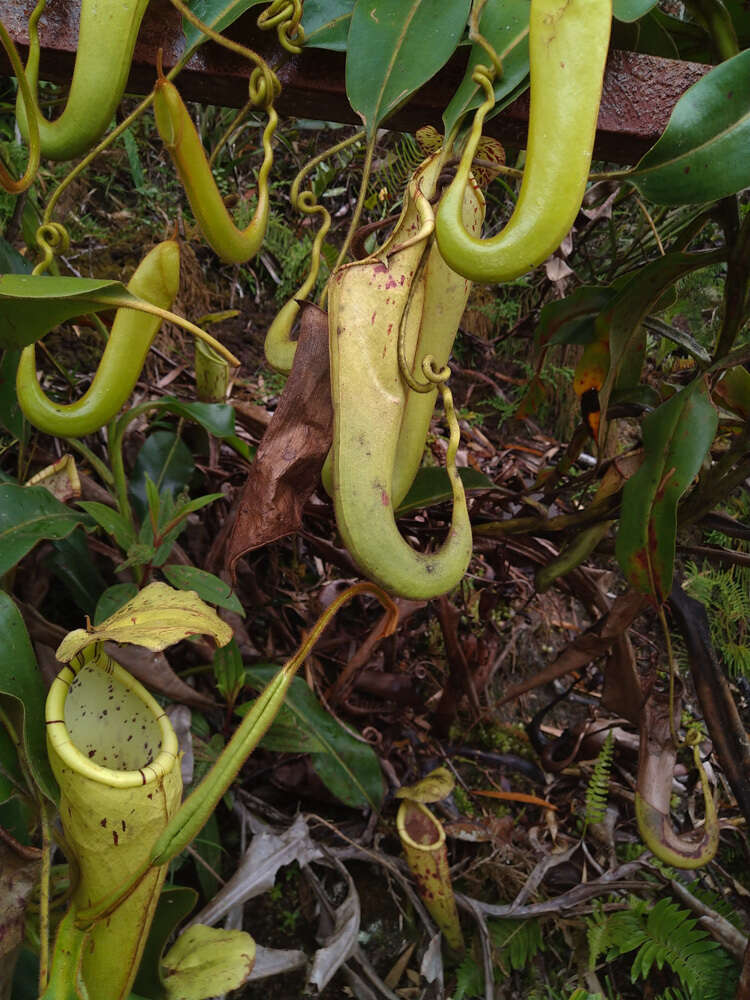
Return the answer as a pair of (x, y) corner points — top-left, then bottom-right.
(396, 466), (495, 515)
(0, 592), (58, 803)
(347, 0), (471, 137)
(0, 721), (24, 804)
(631, 50), (750, 205)
(94, 583), (140, 625)
(641, 316), (711, 363)
(615, 378), (718, 603)
(597, 251), (724, 446)
(129, 431), (195, 521)
(245, 666), (385, 809)
(46, 530), (107, 616)
(0, 237), (33, 275)
(443, 0), (530, 138)
(162, 565), (244, 616)
(0, 349), (28, 441)
(76, 501), (137, 553)
(535, 285), (617, 350)
(151, 397), (237, 439)
(0, 484), (94, 577)
(131, 886), (198, 1000)
(302, 0), (354, 50)
(613, 0), (658, 21)
(193, 810), (223, 900)
(181, 0), (266, 54)
(211, 638), (245, 703)
(0, 275), (139, 350)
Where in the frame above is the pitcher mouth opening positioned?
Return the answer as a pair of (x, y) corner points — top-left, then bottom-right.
(46, 645), (179, 788)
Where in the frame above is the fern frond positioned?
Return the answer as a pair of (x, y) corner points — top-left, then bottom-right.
(584, 730), (614, 829)
(367, 133), (424, 205)
(453, 949), (484, 999)
(488, 917), (543, 973)
(630, 897), (737, 999)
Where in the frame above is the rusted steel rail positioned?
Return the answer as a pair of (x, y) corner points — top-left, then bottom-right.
(1, 0), (710, 164)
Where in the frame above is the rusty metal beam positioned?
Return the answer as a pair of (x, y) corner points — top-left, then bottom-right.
(1, 0), (711, 164)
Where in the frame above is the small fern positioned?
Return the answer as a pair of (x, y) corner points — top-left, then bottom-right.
(489, 917), (543, 973)
(453, 950), (484, 1000)
(366, 132), (424, 206)
(451, 919), (544, 998)
(683, 554), (750, 677)
(588, 896), (739, 999)
(583, 729), (614, 830)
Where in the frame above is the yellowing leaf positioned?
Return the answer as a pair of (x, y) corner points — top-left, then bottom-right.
(396, 765), (455, 803)
(56, 582), (233, 662)
(161, 925), (255, 1000)
(25, 455), (81, 503)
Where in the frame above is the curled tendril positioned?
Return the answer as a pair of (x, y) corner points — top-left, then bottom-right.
(440, 380), (462, 487)
(468, 0), (503, 81)
(248, 63), (281, 109)
(257, 0), (305, 53)
(169, 0), (280, 87)
(396, 236), (451, 394)
(32, 222), (71, 275)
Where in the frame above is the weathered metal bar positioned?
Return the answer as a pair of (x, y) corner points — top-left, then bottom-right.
(0, 0), (710, 163)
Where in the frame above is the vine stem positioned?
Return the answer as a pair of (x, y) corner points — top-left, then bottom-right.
(331, 135), (377, 272)
(657, 602), (681, 748)
(38, 802), (52, 993)
(0, 20), (40, 192)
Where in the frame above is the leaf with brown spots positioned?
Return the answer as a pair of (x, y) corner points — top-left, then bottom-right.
(56, 582), (233, 661)
(615, 377), (717, 604)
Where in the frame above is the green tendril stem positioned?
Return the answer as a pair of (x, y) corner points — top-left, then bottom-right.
(32, 222), (70, 274)
(38, 802), (52, 992)
(332, 135), (377, 271)
(257, 0), (305, 53)
(169, 0), (279, 101)
(0, 21), (40, 193)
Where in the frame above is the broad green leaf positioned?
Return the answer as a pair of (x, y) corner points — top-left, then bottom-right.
(534, 285), (617, 350)
(396, 466), (495, 515)
(243, 699), (325, 753)
(150, 397), (236, 439)
(347, 0), (471, 137)
(0, 592), (58, 803)
(443, 0), (530, 138)
(181, 0), (266, 54)
(302, 0), (354, 50)
(0, 722), (23, 804)
(211, 638), (245, 702)
(715, 365), (750, 419)
(56, 581), (234, 660)
(0, 275), (140, 350)
(0, 484), (94, 578)
(0, 236), (33, 275)
(76, 502), (137, 553)
(132, 887), (199, 1000)
(0, 349), (28, 441)
(597, 251), (724, 450)
(46, 531), (108, 616)
(631, 50), (750, 205)
(129, 431), (196, 520)
(94, 583), (140, 625)
(613, 0), (658, 21)
(615, 377), (718, 603)
(245, 666), (385, 809)
(725, 0), (750, 47)
(160, 925), (255, 1000)
(162, 565), (245, 616)
(396, 766), (454, 803)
